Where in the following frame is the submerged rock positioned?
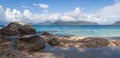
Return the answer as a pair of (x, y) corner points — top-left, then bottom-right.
(16, 35), (45, 51)
(1, 22), (36, 35)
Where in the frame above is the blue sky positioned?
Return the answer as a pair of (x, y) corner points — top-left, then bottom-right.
(0, 0), (120, 24)
(0, 0), (115, 13)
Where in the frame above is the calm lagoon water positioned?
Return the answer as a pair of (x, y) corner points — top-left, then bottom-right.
(1, 25), (120, 37)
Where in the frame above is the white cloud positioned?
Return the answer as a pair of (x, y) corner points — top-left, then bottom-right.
(0, 2), (120, 25)
(23, 10), (32, 18)
(0, 5), (6, 22)
(21, 5), (28, 8)
(0, 5), (2, 12)
(40, 4), (49, 9)
(61, 2), (120, 25)
(5, 8), (22, 22)
(114, 0), (120, 3)
(33, 3), (49, 13)
(43, 9), (48, 13)
(95, 3), (120, 24)
(33, 3), (38, 6)
(61, 7), (81, 21)
(33, 3), (49, 9)
(32, 13), (61, 23)
(4, 8), (61, 23)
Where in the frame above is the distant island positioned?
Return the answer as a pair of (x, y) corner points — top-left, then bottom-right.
(51, 21), (98, 25)
(37, 21), (120, 25)
(1, 21), (120, 25)
(37, 21), (98, 25)
(113, 21), (120, 25)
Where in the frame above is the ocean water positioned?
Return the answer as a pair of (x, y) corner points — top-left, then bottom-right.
(1, 25), (120, 37)
(34, 25), (120, 37)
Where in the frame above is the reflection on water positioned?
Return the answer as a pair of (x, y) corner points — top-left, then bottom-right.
(43, 44), (120, 58)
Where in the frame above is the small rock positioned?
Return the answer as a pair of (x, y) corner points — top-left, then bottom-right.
(48, 38), (59, 46)
(40, 31), (51, 35)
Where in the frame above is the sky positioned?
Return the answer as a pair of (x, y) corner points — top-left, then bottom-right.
(0, 0), (120, 25)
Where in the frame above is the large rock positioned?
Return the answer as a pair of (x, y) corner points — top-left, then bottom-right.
(1, 22), (36, 35)
(16, 35), (45, 51)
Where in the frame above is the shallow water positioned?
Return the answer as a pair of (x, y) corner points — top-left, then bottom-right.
(43, 44), (120, 58)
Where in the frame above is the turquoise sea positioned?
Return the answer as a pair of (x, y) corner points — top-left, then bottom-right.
(1, 25), (120, 37)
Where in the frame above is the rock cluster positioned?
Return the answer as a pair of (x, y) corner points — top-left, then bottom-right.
(0, 22), (45, 52)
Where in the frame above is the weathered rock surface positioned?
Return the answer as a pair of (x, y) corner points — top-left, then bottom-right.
(1, 22), (35, 35)
(16, 35), (45, 51)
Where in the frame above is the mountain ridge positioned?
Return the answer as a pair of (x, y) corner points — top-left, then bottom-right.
(37, 21), (98, 25)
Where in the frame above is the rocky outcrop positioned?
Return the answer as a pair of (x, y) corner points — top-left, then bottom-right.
(1, 22), (35, 35)
(16, 35), (45, 51)
(0, 22), (45, 52)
